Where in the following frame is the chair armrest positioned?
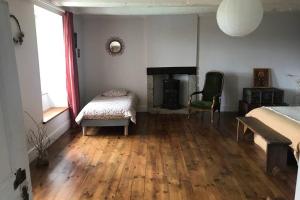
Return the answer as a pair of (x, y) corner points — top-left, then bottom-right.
(189, 91), (203, 105)
(190, 91), (203, 97)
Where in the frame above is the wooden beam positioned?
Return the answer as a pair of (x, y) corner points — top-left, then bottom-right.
(52, 0), (300, 10)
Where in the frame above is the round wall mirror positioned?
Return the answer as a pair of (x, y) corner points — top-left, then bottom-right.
(106, 37), (124, 56)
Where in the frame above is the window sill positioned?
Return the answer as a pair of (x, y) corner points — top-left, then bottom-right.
(43, 107), (68, 124)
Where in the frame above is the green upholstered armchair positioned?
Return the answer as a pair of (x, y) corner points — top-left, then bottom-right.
(188, 71), (224, 123)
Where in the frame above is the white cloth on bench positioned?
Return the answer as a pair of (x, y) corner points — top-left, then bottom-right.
(247, 106), (300, 161)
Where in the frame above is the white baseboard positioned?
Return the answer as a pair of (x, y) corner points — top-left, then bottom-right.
(137, 105), (147, 112)
(28, 120), (70, 162)
(139, 105), (238, 113)
(221, 105), (238, 112)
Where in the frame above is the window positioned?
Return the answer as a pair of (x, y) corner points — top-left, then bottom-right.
(34, 5), (68, 122)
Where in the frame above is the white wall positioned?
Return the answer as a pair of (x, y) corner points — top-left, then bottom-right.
(78, 12), (300, 112)
(146, 15), (198, 67)
(79, 15), (197, 109)
(198, 12), (300, 111)
(81, 15), (147, 109)
(8, 0), (70, 161)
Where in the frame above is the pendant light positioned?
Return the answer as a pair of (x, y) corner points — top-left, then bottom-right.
(217, 0), (264, 37)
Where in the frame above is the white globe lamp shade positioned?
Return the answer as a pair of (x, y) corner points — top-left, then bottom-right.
(217, 0), (264, 37)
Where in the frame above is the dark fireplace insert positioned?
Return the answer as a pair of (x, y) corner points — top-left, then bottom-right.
(147, 67), (197, 111)
(162, 75), (181, 109)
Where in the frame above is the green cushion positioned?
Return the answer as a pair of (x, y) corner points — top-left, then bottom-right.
(190, 100), (212, 109)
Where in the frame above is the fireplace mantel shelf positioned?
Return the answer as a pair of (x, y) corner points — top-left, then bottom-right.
(147, 67), (197, 75)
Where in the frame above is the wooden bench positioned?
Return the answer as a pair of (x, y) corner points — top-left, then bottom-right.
(236, 117), (292, 174)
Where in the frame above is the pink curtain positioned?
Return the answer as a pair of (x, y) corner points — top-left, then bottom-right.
(63, 12), (80, 128)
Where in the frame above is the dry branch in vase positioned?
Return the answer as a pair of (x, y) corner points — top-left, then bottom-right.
(25, 111), (50, 167)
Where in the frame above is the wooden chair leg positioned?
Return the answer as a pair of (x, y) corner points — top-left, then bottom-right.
(124, 125), (128, 136)
(210, 110), (214, 123)
(82, 126), (86, 136)
(236, 120), (240, 142)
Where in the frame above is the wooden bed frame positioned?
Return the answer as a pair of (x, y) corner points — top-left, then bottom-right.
(81, 118), (130, 136)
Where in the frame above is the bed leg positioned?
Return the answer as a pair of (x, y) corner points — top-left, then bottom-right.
(124, 125), (128, 136)
(82, 126), (86, 136)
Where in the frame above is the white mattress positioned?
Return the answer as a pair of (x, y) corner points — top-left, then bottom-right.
(247, 106), (300, 160)
(75, 93), (137, 124)
(266, 106), (300, 123)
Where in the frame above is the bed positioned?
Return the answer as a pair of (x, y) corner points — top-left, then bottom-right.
(75, 92), (137, 136)
(246, 106), (300, 161)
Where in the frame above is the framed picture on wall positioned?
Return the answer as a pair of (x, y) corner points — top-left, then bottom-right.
(253, 68), (271, 88)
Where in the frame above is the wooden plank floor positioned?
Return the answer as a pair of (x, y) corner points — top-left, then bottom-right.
(30, 113), (297, 200)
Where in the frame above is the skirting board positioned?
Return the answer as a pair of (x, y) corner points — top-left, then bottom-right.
(137, 105), (147, 112)
(142, 105), (238, 113)
(221, 105), (238, 112)
(28, 120), (70, 162)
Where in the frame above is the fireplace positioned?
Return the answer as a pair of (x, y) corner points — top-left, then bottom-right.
(147, 67), (197, 114)
(162, 75), (180, 109)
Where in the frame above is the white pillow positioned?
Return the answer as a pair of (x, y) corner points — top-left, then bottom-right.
(102, 89), (128, 97)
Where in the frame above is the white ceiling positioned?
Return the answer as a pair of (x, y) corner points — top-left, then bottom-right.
(50, 0), (300, 15)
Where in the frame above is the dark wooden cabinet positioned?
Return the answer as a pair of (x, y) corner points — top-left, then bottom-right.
(239, 88), (286, 116)
(243, 88), (284, 105)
